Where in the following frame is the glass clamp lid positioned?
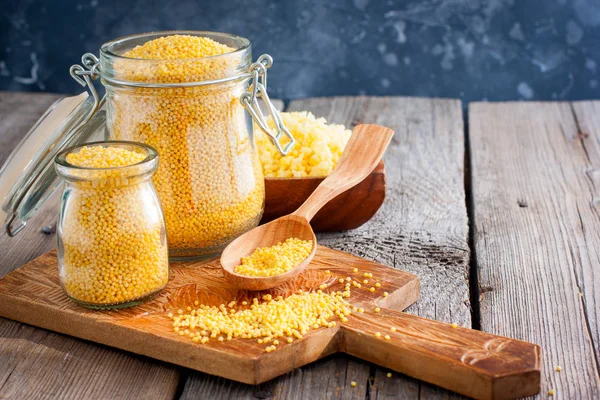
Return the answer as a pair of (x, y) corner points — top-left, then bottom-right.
(0, 92), (106, 237)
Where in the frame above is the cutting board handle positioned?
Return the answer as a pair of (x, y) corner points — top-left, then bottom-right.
(342, 308), (541, 400)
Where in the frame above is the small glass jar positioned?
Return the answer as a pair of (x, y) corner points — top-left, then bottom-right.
(54, 141), (168, 309)
(91, 31), (292, 260)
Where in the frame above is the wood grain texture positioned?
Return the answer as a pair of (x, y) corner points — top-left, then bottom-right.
(262, 161), (386, 231)
(0, 93), (477, 399)
(294, 96), (471, 399)
(469, 101), (600, 399)
(0, 248), (541, 399)
(0, 247), (420, 384)
(344, 309), (539, 400)
(183, 97), (471, 398)
(0, 92), (63, 276)
(0, 91), (180, 400)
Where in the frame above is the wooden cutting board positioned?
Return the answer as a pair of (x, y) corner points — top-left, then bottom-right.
(0, 247), (540, 400)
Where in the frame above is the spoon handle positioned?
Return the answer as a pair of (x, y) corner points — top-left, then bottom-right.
(293, 124), (394, 221)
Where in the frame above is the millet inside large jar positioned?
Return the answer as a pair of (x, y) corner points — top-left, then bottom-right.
(106, 33), (264, 259)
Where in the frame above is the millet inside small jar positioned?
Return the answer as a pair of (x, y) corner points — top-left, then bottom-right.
(60, 145), (169, 306)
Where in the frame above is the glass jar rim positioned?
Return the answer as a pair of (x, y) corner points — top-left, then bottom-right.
(98, 31), (254, 88)
(55, 140), (159, 180)
(100, 30), (251, 62)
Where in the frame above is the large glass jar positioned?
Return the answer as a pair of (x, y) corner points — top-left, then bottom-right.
(91, 31), (287, 260)
(55, 141), (169, 309)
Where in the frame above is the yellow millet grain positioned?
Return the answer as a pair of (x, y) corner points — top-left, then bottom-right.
(118, 35), (238, 83)
(170, 290), (352, 345)
(234, 238), (313, 277)
(110, 35), (264, 256)
(61, 146), (168, 305)
(256, 111), (352, 178)
(66, 145), (146, 169)
(124, 35), (233, 60)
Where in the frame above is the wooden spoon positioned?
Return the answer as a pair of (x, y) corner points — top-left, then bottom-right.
(221, 124), (395, 290)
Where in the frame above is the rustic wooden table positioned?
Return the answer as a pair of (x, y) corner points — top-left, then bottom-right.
(0, 92), (598, 399)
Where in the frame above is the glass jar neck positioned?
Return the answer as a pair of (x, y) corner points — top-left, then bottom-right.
(54, 141), (158, 185)
(99, 31), (252, 87)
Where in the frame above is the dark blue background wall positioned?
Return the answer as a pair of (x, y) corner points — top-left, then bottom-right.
(1, 0), (599, 102)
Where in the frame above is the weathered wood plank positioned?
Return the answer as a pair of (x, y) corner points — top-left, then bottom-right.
(0, 92), (62, 276)
(293, 97), (469, 400)
(469, 101), (600, 399)
(570, 101), (600, 360)
(181, 96), (470, 398)
(0, 91), (181, 400)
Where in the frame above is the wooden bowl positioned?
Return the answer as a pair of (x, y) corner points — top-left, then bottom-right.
(261, 161), (386, 232)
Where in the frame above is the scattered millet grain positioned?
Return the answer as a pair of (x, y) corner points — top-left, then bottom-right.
(171, 270), (392, 351)
(350, 381), (357, 387)
(170, 290), (353, 349)
(386, 372), (392, 378)
(60, 146), (168, 305)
